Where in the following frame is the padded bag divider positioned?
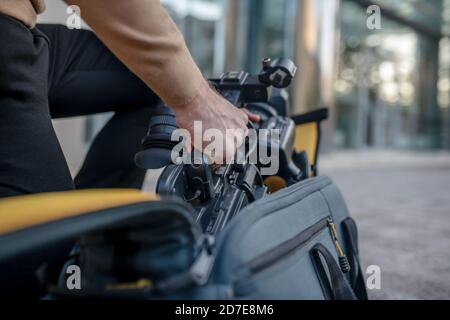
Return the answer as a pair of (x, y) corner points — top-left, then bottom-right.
(0, 195), (201, 298)
(77, 201), (202, 291)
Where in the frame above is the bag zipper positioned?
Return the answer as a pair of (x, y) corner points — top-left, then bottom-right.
(327, 218), (350, 273)
(245, 216), (350, 275)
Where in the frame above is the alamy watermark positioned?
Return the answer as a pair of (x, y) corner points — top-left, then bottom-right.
(63, 262), (381, 291)
(66, 5), (82, 30)
(66, 264), (81, 290)
(367, 5), (382, 30)
(170, 122), (280, 175)
(65, 4), (382, 31)
(366, 265), (381, 290)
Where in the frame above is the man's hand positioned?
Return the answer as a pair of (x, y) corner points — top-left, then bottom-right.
(172, 80), (260, 164)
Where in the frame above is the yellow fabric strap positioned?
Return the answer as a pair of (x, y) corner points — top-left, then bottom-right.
(0, 189), (159, 235)
(294, 122), (318, 165)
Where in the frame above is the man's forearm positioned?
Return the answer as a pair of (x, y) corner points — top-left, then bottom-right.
(64, 0), (205, 107)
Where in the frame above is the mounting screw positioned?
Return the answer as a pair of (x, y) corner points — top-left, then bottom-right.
(262, 57), (272, 70)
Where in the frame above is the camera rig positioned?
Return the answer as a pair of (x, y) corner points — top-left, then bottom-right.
(209, 57), (297, 107)
(136, 58), (309, 235)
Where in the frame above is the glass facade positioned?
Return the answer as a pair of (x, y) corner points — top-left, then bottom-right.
(40, 1), (449, 175)
(79, 0), (447, 152)
(335, 0), (446, 149)
(161, 0), (299, 74)
(161, 0), (227, 77)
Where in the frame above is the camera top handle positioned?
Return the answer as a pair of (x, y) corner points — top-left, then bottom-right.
(209, 58), (297, 107)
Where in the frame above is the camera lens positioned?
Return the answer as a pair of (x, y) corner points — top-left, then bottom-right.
(135, 105), (180, 169)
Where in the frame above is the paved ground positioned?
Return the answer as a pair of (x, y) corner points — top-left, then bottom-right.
(321, 152), (450, 300)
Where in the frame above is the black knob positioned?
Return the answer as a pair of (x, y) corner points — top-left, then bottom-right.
(135, 105), (180, 169)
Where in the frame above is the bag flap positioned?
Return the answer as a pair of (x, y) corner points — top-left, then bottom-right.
(0, 189), (200, 264)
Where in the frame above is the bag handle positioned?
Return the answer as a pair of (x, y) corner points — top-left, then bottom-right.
(341, 218), (368, 300)
(310, 243), (357, 300)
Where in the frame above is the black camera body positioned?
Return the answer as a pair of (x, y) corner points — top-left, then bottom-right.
(209, 57), (297, 107)
(136, 58), (306, 235)
(156, 162), (266, 234)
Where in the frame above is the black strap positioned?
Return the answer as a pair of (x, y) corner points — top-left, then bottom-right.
(292, 108), (329, 125)
(342, 218), (368, 300)
(311, 244), (357, 300)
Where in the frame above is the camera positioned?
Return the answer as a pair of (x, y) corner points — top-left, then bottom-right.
(135, 58), (307, 235)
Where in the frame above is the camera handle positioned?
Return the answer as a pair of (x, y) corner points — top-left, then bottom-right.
(209, 58), (297, 107)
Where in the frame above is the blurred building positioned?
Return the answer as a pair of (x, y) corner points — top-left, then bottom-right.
(163, 0), (450, 151)
(336, 0), (450, 150)
(39, 0), (450, 172)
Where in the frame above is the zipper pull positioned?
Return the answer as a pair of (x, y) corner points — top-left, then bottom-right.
(327, 218), (350, 273)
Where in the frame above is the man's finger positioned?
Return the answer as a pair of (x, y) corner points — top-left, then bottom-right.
(242, 109), (261, 123)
